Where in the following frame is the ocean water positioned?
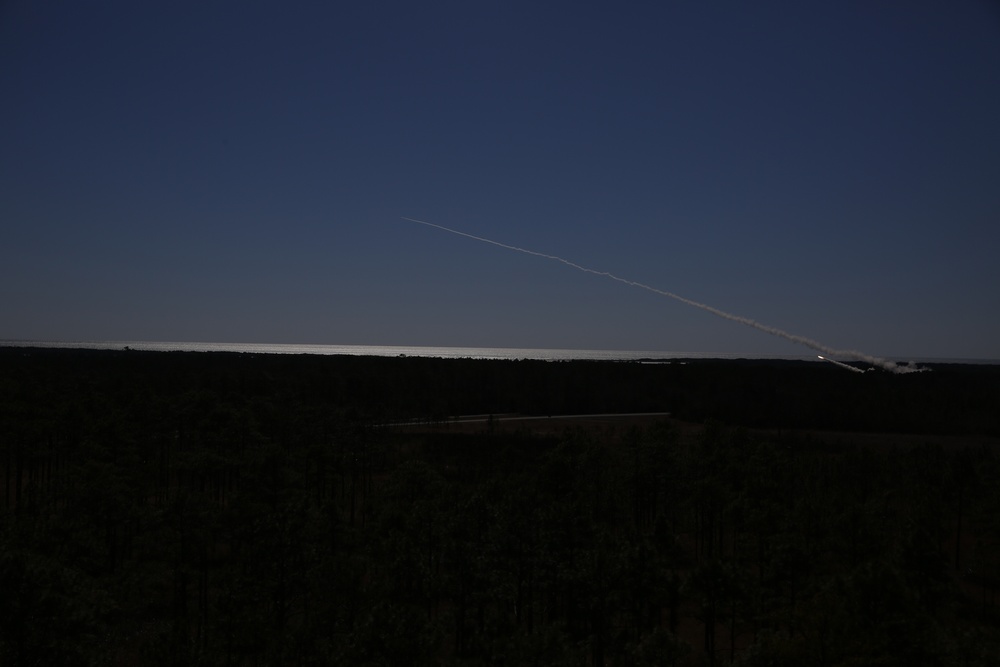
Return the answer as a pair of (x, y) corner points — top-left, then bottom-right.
(3, 340), (995, 365)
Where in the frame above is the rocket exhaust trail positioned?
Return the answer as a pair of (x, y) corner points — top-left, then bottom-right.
(403, 217), (911, 374)
(817, 355), (866, 374)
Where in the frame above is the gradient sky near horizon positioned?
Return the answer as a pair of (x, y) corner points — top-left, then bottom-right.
(2, 1), (999, 359)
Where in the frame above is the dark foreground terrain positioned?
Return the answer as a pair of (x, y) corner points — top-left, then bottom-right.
(2, 347), (1000, 665)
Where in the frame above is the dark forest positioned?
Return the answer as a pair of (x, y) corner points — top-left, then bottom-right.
(2, 347), (999, 665)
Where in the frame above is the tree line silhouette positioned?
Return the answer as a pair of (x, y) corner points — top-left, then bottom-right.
(1, 347), (999, 665)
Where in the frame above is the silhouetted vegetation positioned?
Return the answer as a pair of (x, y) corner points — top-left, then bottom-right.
(2, 347), (999, 665)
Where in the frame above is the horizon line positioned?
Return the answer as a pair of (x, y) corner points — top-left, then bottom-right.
(2, 339), (996, 364)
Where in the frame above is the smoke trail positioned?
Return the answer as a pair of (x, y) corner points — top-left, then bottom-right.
(817, 355), (866, 373)
(403, 217), (913, 374)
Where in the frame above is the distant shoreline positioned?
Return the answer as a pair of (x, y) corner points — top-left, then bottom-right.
(3, 339), (995, 365)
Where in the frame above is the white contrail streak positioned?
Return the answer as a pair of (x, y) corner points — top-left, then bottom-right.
(817, 355), (866, 374)
(403, 216), (911, 374)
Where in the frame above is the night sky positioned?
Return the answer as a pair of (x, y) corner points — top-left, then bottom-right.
(3, 1), (999, 360)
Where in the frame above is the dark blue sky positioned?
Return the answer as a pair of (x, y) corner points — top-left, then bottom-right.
(3, 1), (999, 359)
